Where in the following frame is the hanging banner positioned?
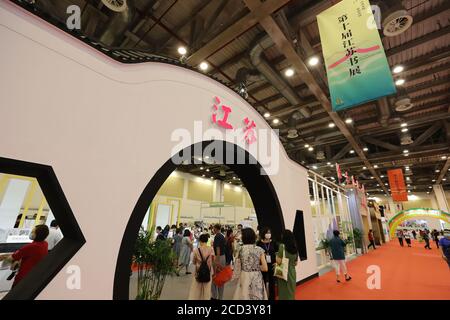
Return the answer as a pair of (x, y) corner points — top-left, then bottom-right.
(317, 0), (396, 111)
(387, 169), (408, 202)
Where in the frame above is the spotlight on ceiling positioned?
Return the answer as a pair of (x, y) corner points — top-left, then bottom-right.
(177, 46), (187, 55)
(363, 166), (367, 170)
(308, 146), (314, 151)
(401, 123), (408, 127)
(284, 68), (294, 77)
(308, 56), (320, 66)
(328, 122), (335, 128)
(374, 165), (378, 168)
(345, 118), (353, 124)
(395, 79), (405, 86)
(403, 150), (409, 154)
(304, 144), (310, 148)
(401, 128), (408, 132)
(264, 112), (271, 118)
(393, 65), (404, 74)
(349, 150), (355, 154)
(199, 61), (209, 71)
(312, 165), (318, 170)
(272, 118), (280, 125)
(363, 147), (369, 152)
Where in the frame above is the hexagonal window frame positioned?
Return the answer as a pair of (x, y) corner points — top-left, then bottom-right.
(0, 157), (85, 300)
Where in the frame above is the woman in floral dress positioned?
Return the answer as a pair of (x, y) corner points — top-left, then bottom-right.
(233, 228), (268, 300)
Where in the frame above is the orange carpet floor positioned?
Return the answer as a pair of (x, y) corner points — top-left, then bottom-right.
(296, 239), (450, 300)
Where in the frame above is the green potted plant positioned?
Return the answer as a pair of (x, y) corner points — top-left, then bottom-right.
(352, 228), (363, 254)
(133, 228), (177, 300)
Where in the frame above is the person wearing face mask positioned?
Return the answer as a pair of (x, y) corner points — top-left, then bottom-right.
(0, 224), (49, 287)
(257, 227), (278, 300)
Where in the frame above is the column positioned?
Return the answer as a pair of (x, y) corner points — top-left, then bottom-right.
(433, 184), (449, 213)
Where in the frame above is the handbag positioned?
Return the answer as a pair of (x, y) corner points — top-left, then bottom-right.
(213, 265), (233, 287)
(274, 246), (288, 281)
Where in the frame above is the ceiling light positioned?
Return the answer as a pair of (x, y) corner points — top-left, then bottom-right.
(395, 79), (405, 86)
(371, 176), (374, 179)
(405, 167), (410, 171)
(380, 175), (384, 178)
(408, 184), (411, 187)
(308, 146), (314, 151)
(363, 166), (367, 170)
(308, 56), (320, 66)
(200, 167), (204, 170)
(284, 68), (294, 77)
(441, 156), (447, 160)
(385, 183), (388, 186)
(202, 174), (205, 177)
(406, 177), (410, 180)
(206, 169), (210, 172)
(435, 169), (440, 173)
(408, 190), (411, 193)
(401, 123), (408, 127)
(210, 177), (214, 179)
(177, 46), (187, 55)
(272, 118), (280, 125)
(429, 186), (432, 189)
(350, 150), (355, 154)
(377, 184), (380, 186)
(443, 178), (447, 181)
(304, 144), (310, 148)
(432, 179), (436, 182)
(404, 153), (409, 157)
(264, 112), (271, 118)
(401, 128), (408, 132)
(328, 122), (335, 128)
(427, 192), (430, 194)
(327, 162), (331, 165)
(403, 150), (409, 154)
(363, 147), (369, 152)
(199, 62), (209, 71)
(393, 65), (404, 74)
(345, 118), (353, 124)
(312, 166), (318, 170)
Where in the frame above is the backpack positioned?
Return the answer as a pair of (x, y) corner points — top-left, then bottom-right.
(196, 248), (211, 283)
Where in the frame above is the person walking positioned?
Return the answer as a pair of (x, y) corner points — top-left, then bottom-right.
(257, 227), (278, 301)
(211, 224), (227, 300)
(438, 230), (450, 269)
(367, 229), (376, 250)
(432, 229), (440, 249)
(177, 229), (193, 275)
(423, 229), (431, 250)
(188, 233), (215, 300)
(404, 230), (412, 247)
(329, 230), (352, 283)
(233, 228), (268, 300)
(412, 229), (417, 240)
(396, 229), (404, 247)
(276, 230), (298, 300)
(46, 220), (63, 251)
(172, 227), (183, 265)
(225, 229), (235, 266)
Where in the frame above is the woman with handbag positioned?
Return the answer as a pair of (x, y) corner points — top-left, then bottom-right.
(233, 228), (268, 300)
(257, 227), (278, 300)
(275, 230), (298, 300)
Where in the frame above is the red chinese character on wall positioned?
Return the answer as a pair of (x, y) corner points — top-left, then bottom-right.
(212, 96), (233, 129)
(243, 117), (257, 144)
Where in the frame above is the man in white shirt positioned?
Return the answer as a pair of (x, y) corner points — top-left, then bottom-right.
(46, 220), (63, 251)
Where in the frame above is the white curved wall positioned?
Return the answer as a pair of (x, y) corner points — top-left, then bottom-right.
(0, 2), (316, 299)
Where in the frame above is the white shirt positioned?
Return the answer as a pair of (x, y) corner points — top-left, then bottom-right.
(46, 227), (63, 250)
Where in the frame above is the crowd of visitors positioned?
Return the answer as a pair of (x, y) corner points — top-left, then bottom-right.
(153, 223), (299, 300)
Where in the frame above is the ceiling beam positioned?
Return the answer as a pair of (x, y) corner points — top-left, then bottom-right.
(363, 136), (400, 152)
(436, 158), (450, 184)
(332, 143), (352, 161)
(386, 25), (450, 57)
(410, 122), (443, 147)
(187, 0), (291, 66)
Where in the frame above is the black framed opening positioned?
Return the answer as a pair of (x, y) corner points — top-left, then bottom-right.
(0, 157), (85, 300)
(113, 140), (285, 299)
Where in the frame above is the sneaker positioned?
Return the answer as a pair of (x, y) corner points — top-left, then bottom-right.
(336, 280), (341, 283)
(345, 276), (352, 281)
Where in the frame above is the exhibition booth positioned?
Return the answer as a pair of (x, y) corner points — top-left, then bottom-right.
(0, 2), (317, 299)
